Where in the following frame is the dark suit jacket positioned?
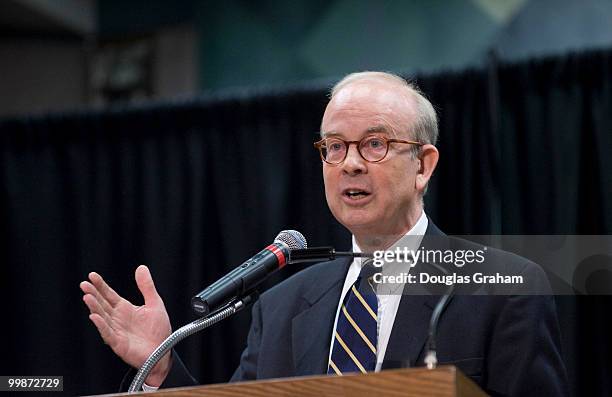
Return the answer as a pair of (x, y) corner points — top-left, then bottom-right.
(162, 221), (568, 396)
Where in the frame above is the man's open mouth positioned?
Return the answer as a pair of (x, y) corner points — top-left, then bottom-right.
(343, 189), (371, 199)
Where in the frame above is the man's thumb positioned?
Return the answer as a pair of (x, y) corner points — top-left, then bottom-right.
(135, 265), (161, 306)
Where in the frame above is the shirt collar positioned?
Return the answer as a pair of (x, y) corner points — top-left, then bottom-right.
(351, 210), (429, 254)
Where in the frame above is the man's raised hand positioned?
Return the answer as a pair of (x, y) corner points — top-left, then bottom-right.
(80, 265), (172, 387)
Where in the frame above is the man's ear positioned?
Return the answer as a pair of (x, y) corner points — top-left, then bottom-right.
(415, 144), (439, 193)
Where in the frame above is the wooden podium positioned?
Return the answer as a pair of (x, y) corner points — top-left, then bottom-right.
(104, 366), (487, 397)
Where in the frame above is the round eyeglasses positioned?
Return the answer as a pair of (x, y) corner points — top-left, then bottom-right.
(314, 135), (424, 164)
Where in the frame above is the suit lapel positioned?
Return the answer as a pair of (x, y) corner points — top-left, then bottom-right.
(382, 219), (451, 369)
(292, 257), (351, 376)
(381, 295), (437, 369)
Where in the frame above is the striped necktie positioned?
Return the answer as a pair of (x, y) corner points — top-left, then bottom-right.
(328, 260), (379, 375)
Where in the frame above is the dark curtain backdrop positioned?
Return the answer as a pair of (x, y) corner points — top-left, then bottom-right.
(1, 49), (611, 396)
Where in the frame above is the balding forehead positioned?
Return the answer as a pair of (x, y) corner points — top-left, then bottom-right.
(334, 79), (415, 106)
(331, 82), (374, 103)
(322, 81), (416, 138)
(330, 80), (416, 119)
(326, 71), (438, 145)
(331, 71), (410, 96)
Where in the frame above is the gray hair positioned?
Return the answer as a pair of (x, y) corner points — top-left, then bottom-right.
(329, 71), (439, 152)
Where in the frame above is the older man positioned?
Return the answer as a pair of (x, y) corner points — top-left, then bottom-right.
(80, 72), (568, 396)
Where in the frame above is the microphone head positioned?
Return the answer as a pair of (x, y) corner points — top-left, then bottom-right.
(275, 230), (307, 250)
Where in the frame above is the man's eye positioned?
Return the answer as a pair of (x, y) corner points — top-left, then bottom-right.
(367, 138), (385, 149)
(328, 142), (344, 152)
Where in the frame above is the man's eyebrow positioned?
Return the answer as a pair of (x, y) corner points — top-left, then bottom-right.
(365, 125), (392, 135)
(320, 131), (340, 138)
(321, 126), (392, 138)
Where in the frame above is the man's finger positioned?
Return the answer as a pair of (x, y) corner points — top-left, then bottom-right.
(80, 281), (114, 315)
(135, 265), (161, 306)
(88, 272), (122, 307)
(89, 313), (117, 347)
(82, 294), (112, 324)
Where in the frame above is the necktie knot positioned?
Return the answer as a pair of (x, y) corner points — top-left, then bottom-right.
(357, 259), (378, 294)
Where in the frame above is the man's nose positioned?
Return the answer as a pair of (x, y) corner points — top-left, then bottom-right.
(341, 144), (367, 175)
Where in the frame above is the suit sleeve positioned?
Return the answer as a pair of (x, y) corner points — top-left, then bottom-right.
(118, 350), (198, 391)
(486, 265), (569, 396)
(160, 351), (199, 388)
(230, 298), (263, 382)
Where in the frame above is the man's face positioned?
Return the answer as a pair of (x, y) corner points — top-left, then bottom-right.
(321, 81), (423, 238)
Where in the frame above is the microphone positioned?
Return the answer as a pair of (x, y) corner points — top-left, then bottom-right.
(191, 230), (307, 315)
(289, 247), (373, 263)
(422, 261), (455, 369)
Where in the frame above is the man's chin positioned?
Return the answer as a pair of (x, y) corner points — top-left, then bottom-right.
(337, 216), (378, 234)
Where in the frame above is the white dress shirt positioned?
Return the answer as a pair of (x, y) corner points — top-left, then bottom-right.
(327, 211), (428, 372)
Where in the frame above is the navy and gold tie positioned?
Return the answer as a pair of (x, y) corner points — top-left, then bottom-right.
(328, 261), (379, 375)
